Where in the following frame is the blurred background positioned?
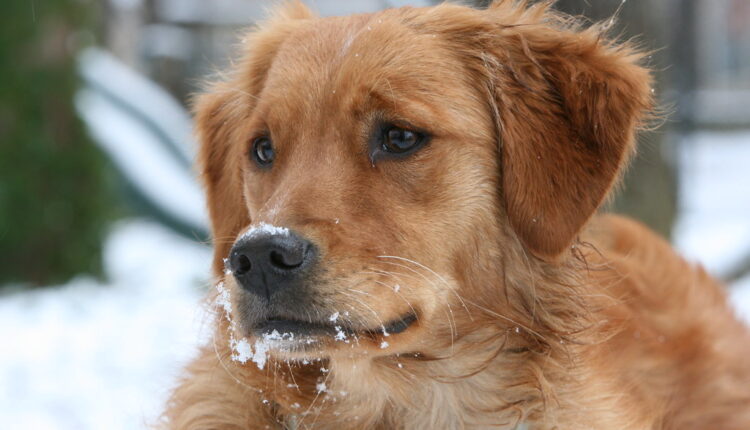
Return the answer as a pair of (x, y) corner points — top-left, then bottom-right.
(1, 0), (749, 428)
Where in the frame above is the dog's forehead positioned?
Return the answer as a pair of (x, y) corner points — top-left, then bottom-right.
(256, 10), (463, 122)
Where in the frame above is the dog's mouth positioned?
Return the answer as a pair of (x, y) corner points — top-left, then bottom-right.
(252, 313), (417, 342)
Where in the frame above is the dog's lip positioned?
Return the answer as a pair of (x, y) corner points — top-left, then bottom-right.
(252, 313), (417, 338)
(373, 313), (417, 335)
(253, 318), (338, 337)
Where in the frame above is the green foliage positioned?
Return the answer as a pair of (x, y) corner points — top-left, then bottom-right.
(0, 0), (120, 286)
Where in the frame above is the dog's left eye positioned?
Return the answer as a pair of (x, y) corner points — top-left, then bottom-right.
(382, 126), (425, 154)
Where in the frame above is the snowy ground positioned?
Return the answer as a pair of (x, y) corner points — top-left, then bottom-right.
(1, 132), (749, 430)
(0, 221), (212, 430)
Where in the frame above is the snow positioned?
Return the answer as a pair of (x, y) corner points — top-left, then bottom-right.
(250, 340), (270, 370)
(229, 327), (300, 370)
(334, 326), (348, 341)
(239, 222), (290, 241)
(231, 338), (254, 365)
(0, 132), (749, 429)
(0, 219), (211, 430)
(215, 281), (232, 318)
(674, 131), (750, 277)
(223, 258), (233, 275)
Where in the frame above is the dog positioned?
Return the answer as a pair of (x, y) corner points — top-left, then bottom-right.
(164, 1), (750, 428)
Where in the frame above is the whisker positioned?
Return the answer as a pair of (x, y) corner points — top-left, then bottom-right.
(375, 260), (461, 338)
(377, 255), (473, 319)
(376, 261), (461, 342)
(365, 268), (424, 286)
(296, 364), (332, 429)
(443, 306), (456, 355)
(462, 297), (545, 340)
(343, 290), (388, 331)
(348, 288), (371, 296)
(366, 277), (419, 320)
(286, 360), (301, 393)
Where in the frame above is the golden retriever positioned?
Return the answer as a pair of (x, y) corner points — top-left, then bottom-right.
(164, 1), (750, 428)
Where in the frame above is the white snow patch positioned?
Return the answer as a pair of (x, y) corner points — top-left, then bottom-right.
(240, 223), (289, 241)
(0, 219), (211, 430)
(223, 258), (232, 275)
(380, 341), (389, 349)
(263, 330), (284, 341)
(393, 284), (400, 292)
(215, 282), (232, 319)
(674, 131), (750, 277)
(230, 336), (269, 370)
(334, 326), (347, 341)
(329, 312), (339, 322)
(251, 340), (270, 370)
(316, 382), (327, 393)
(231, 338), (253, 364)
(230, 330), (302, 370)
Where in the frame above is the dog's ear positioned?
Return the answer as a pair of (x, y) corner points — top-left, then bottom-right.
(477, 2), (653, 261)
(195, 1), (314, 275)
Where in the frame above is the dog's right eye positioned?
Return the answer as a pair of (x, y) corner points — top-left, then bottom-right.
(251, 137), (275, 167)
(369, 123), (429, 164)
(383, 127), (424, 154)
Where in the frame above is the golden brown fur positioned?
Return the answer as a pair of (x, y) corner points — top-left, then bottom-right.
(163, 1), (750, 428)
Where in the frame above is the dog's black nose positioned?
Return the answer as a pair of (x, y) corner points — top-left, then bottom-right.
(228, 229), (316, 300)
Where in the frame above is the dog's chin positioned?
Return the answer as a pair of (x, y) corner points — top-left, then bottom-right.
(245, 313), (418, 358)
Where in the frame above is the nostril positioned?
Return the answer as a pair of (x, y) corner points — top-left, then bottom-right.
(269, 249), (304, 270)
(234, 254), (252, 275)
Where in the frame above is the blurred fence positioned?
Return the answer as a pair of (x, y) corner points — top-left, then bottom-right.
(102, 0), (750, 126)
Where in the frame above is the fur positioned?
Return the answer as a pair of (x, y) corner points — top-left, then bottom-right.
(163, 2), (750, 429)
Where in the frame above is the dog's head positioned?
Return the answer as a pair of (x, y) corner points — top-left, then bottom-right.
(198, 1), (651, 362)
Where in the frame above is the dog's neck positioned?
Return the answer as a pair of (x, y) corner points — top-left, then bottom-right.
(261, 322), (561, 429)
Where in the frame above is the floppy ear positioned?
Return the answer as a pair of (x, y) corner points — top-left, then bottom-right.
(481, 2), (653, 261)
(195, 1), (314, 275)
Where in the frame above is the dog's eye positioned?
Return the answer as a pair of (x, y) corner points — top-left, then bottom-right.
(251, 137), (275, 166)
(382, 127), (425, 154)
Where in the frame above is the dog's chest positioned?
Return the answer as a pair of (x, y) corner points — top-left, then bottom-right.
(279, 369), (533, 430)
